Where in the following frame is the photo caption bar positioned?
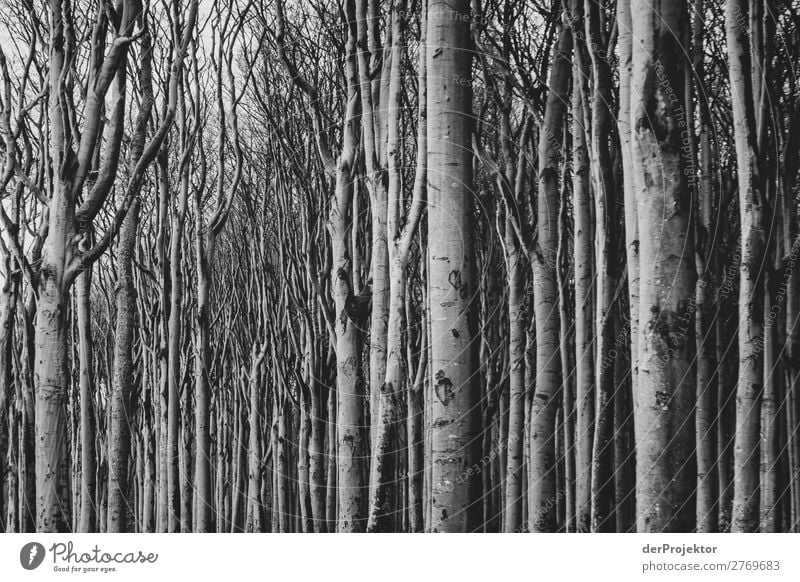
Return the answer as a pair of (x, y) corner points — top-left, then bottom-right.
(2, 534), (798, 581)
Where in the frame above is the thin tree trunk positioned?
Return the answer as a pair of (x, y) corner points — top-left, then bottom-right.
(309, 387), (327, 532)
(503, 128), (528, 531)
(245, 345), (266, 532)
(530, 22), (571, 533)
(613, 302), (636, 532)
(193, 226), (213, 533)
(584, 0), (617, 533)
(408, 325), (426, 532)
(231, 382), (247, 532)
(717, 307), (737, 531)
(107, 200), (140, 532)
(727, 0), (765, 533)
(277, 396), (290, 532)
(355, 0), (390, 466)
(761, 282), (779, 531)
(504, 206), (526, 532)
(323, 0), (367, 533)
(166, 160), (189, 533)
(571, 5), (594, 530)
(694, 0), (719, 532)
(76, 253), (96, 532)
(325, 383), (337, 529)
(786, 255), (800, 531)
(617, 0), (640, 415)
(366, 0), (426, 530)
(297, 403), (313, 532)
(558, 170), (576, 533)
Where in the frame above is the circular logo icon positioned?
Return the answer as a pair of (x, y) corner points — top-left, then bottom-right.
(20, 542), (46, 570)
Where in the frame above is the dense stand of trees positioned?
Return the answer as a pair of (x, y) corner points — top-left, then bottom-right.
(1, 0), (800, 533)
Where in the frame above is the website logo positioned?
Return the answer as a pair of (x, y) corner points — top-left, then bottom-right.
(20, 542), (46, 570)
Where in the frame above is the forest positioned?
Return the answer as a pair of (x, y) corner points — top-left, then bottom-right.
(0, 0), (799, 534)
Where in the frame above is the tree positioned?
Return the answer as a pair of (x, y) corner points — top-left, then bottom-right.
(630, 0), (696, 533)
(425, 0), (481, 533)
(530, 21), (571, 533)
(726, 0), (767, 534)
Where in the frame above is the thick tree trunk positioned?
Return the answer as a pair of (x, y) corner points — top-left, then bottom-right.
(425, 0), (481, 533)
(34, 200), (72, 533)
(630, 0), (696, 532)
(35, 5), (76, 528)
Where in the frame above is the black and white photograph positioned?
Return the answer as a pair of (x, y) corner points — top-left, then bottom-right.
(1, 0), (800, 578)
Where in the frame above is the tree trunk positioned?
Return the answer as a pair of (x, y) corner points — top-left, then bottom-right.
(107, 200), (140, 532)
(76, 254), (96, 533)
(694, 0), (718, 532)
(502, 112), (528, 531)
(34, 194), (72, 533)
(761, 282), (779, 531)
(166, 153), (190, 533)
(617, 0), (640, 412)
(193, 225), (214, 533)
(408, 327), (426, 532)
(584, 0), (617, 533)
(309, 387), (327, 532)
(326, 383), (337, 530)
(35, 12), (76, 525)
(571, 5), (594, 530)
(425, 0), (481, 533)
(630, 0), (696, 532)
(366, 0), (416, 531)
(245, 346), (266, 532)
(503, 206), (526, 533)
(727, 0), (765, 533)
(530, 22), (571, 533)
(325, 0), (367, 533)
